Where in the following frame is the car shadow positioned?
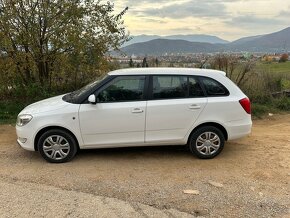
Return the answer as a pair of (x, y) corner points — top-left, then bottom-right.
(17, 142), (240, 163)
(74, 142), (240, 161)
(77, 145), (190, 157)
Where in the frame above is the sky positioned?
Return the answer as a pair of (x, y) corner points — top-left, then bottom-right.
(112, 0), (290, 41)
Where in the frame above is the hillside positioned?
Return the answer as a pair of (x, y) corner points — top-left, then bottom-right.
(122, 34), (228, 47)
(228, 27), (290, 52)
(120, 27), (290, 55)
(121, 39), (223, 55)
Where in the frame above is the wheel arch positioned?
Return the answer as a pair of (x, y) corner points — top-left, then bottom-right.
(187, 122), (228, 144)
(34, 126), (80, 151)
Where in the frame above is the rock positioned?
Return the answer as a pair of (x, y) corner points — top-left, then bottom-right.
(250, 186), (255, 191)
(268, 113), (274, 117)
(183, 190), (200, 195)
(259, 192), (263, 197)
(208, 181), (223, 188)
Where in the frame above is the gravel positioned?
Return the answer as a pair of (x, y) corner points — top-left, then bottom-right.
(0, 114), (289, 217)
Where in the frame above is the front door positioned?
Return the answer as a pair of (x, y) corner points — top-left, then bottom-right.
(79, 75), (147, 147)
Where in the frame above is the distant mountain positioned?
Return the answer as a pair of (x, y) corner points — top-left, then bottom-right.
(121, 39), (223, 55)
(123, 35), (160, 47)
(164, 35), (229, 44)
(228, 27), (290, 52)
(122, 34), (229, 47)
(120, 27), (290, 55)
(231, 35), (263, 45)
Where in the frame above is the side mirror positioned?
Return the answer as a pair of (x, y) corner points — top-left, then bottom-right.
(88, 94), (96, 104)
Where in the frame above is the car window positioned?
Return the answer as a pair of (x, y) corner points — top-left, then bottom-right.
(97, 76), (145, 102)
(152, 75), (187, 99)
(188, 77), (205, 97)
(200, 77), (229, 96)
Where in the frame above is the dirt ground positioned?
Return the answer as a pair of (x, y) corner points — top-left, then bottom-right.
(0, 115), (289, 217)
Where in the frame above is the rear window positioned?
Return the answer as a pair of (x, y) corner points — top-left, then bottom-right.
(200, 77), (229, 96)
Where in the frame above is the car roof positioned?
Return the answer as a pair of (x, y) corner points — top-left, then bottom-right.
(108, 68), (226, 77)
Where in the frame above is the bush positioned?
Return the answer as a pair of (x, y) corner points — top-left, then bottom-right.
(279, 54), (289, 63)
(274, 97), (290, 110)
(0, 101), (26, 124)
(280, 78), (290, 90)
(252, 103), (272, 118)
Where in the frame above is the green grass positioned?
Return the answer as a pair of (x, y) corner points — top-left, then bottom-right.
(251, 97), (290, 118)
(0, 101), (27, 124)
(255, 61), (290, 74)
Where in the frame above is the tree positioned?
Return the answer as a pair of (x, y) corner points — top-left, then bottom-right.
(279, 53), (289, 63)
(211, 54), (254, 86)
(129, 58), (134, 67)
(0, 0), (129, 89)
(155, 58), (159, 67)
(142, 57), (148, 67)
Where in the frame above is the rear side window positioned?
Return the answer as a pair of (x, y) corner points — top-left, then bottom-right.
(188, 77), (205, 97)
(200, 77), (229, 96)
(152, 75), (187, 99)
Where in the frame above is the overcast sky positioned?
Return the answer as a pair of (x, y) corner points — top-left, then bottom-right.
(112, 0), (290, 41)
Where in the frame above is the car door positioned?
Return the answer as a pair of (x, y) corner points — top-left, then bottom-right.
(145, 75), (207, 144)
(79, 75), (147, 147)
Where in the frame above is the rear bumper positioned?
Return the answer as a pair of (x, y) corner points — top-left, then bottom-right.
(225, 119), (252, 140)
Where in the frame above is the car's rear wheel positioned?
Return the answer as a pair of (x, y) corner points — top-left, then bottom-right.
(189, 126), (225, 159)
(38, 129), (77, 163)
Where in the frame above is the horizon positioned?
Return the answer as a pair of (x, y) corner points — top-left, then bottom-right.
(113, 0), (290, 41)
(127, 26), (288, 42)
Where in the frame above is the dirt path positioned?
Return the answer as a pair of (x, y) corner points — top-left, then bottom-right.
(0, 115), (289, 217)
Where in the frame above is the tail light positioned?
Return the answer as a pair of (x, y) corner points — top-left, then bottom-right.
(239, 98), (251, 114)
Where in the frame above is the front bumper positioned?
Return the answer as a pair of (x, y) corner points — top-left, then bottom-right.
(16, 125), (35, 151)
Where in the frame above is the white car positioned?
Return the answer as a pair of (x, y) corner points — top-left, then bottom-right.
(16, 68), (252, 163)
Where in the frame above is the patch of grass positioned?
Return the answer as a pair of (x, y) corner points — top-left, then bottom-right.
(273, 97), (290, 110)
(252, 103), (276, 118)
(251, 97), (290, 118)
(255, 61), (290, 74)
(0, 101), (27, 124)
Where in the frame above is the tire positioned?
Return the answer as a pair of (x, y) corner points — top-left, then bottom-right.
(189, 126), (225, 159)
(37, 129), (78, 163)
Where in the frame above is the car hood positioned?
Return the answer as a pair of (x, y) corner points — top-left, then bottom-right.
(20, 95), (72, 115)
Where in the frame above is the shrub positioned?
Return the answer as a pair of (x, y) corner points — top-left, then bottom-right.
(279, 54), (289, 63)
(274, 97), (290, 111)
(251, 103), (271, 118)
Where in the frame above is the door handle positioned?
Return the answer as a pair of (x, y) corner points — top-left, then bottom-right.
(189, 104), (201, 110)
(132, 108), (144, 113)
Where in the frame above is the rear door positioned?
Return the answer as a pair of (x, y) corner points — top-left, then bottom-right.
(145, 75), (207, 144)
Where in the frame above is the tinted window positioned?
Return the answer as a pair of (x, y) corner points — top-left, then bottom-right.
(97, 76), (145, 102)
(153, 76), (187, 99)
(189, 77), (204, 97)
(200, 77), (229, 96)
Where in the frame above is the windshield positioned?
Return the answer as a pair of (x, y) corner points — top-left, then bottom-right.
(63, 75), (108, 103)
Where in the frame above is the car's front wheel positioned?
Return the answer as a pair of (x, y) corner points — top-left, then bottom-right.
(189, 126), (225, 159)
(38, 129), (78, 163)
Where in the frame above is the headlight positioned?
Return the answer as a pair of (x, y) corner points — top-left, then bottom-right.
(17, 114), (33, 126)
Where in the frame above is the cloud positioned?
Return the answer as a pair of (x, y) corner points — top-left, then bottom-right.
(138, 1), (227, 19)
(226, 15), (280, 26)
(142, 18), (167, 24)
(170, 27), (201, 32)
(112, 0), (290, 40)
(278, 6), (290, 17)
(226, 15), (287, 28)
